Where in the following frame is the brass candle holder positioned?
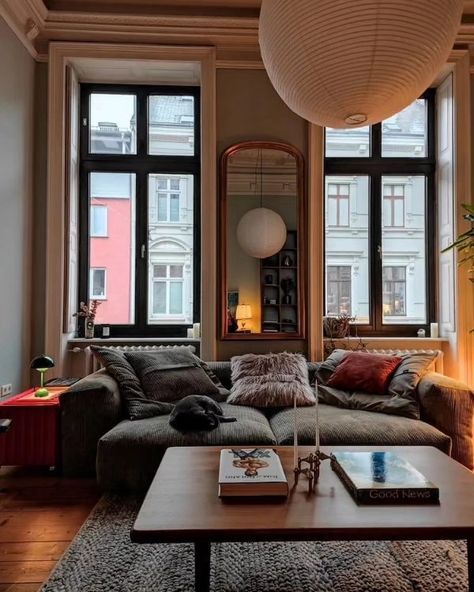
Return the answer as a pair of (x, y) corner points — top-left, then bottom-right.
(294, 450), (331, 493)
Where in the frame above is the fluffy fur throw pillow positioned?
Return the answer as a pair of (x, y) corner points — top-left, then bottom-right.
(227, 352), (315, 407)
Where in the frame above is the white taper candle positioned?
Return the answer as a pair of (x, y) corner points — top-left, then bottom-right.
(293, 393), (298, 468)
(315, 380), (320, 453)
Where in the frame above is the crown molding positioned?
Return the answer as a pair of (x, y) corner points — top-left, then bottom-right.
(1, 2), (474, 66)
(0, 0), (47, 58)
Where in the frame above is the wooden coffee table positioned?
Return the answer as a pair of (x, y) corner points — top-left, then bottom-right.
(131, 446), (474, 591)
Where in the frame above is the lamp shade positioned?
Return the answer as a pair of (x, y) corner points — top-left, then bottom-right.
(236, 207), (287, 259)
(259, 0), (464, 128)
(30, 355), (55, 370)
(235, 304), (252, 321)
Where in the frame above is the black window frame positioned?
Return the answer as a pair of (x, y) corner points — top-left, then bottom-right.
(79, 83), (201, 337)
(324, 90), (436, 337)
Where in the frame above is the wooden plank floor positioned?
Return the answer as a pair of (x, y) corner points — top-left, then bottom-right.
(0, 467), (99, 591)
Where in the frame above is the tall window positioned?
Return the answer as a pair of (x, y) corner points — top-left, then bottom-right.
(383, 184), (405, 227)
(324, 95), (435, 335)
(90, 268), (106, 299)
(327, 183), (350, 227)
(383, 267), (406, 317)
(80, 84), (200, 336)
(327, 266), (352, 315)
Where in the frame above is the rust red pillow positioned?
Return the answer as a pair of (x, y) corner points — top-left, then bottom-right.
(326, 351), (403, 396)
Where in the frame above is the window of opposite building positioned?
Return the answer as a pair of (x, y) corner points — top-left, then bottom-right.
(79, 84), (200, 337)
(324, 92), (435, 336)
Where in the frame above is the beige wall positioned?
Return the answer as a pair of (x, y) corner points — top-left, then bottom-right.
(217, 68), (308, 359)
(31, 63), (48, 361)
(0, 17), (35, 392)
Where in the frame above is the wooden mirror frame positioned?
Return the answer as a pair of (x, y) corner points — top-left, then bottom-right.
(219, 140), (306, 340)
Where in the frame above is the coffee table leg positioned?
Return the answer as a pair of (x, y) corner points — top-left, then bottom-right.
(468, 537), (474, 592)
(195, 541), (211, 592)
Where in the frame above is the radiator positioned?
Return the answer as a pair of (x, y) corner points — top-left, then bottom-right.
(82, 344), (197, 375)
(76, 345), (443, 376)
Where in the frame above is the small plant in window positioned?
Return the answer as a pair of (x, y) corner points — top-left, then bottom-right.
(73, 300), (102, 339)
(323, 313), (355, 339)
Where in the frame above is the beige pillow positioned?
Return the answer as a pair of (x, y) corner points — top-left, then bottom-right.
(228, 352), (315, 407)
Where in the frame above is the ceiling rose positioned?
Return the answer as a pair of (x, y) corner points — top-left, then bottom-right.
(259, 0), (464, 128)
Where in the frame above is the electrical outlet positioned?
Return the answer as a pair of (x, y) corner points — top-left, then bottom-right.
(1, 384), (12, 398)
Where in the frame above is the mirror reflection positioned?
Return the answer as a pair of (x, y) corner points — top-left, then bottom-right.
(223, 143), (303, 338)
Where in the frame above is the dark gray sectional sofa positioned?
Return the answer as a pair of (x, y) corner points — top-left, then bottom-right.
(60, 362), (474, 491)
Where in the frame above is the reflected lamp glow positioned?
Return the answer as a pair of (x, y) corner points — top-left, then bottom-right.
(236, 207), (286, 259)
(30, 355), (55, 398)
(235, 304), (252, 332)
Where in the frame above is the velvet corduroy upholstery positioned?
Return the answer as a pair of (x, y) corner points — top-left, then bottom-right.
(60, 369), (123, 477)
(418, 372), (474, 470)
(59, 360), (473, 489)
(268, 404), (452, 454)
(97, 404), (276, 491)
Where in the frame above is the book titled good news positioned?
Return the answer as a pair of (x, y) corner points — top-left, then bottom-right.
(330, 451), (439, 505)
(218, 448), (288, 497)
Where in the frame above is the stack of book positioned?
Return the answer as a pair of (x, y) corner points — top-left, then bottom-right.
(218, 448), (288, 497)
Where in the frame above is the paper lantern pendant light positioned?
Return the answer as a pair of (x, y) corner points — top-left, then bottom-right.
(237, 207), (287, 259)
(259, 0), (464, 128)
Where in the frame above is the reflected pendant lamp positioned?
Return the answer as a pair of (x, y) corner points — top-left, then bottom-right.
(237, 207), (287, 259)
(259, 0), (464, 128)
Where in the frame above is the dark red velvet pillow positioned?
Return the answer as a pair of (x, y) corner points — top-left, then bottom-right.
(326, 351), (403, 396)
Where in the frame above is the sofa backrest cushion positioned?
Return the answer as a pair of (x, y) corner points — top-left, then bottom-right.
(226, 352), (316, 408)
(92, 346), (229, 420)
(124, 349), (223, 404)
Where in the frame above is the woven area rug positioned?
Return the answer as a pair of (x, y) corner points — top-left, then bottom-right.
(41, 494), (468, 592)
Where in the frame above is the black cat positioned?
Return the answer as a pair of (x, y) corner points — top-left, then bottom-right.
(169, 395), (237, 432)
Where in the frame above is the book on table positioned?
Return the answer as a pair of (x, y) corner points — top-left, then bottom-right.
(330, 451), (439, 505)
(218, 448), (288, 497)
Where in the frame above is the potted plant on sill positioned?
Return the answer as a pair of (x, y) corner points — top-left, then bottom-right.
(73, 300), (101, 339)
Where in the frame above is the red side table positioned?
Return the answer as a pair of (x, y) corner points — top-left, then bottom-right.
(0, 387), (66, 468)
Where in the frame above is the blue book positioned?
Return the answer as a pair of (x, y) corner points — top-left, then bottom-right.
(330, 451), (439, 505)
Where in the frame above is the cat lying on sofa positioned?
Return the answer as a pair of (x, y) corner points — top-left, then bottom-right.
(169, 395), (237, 432)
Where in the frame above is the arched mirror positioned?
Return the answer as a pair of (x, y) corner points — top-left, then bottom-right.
(220, 141), (306, 340)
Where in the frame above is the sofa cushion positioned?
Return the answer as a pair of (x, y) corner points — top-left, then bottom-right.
(91, 345), (222, 421)
(315, 350), (437, 419)
(228, 352), (315, 407)
(97, 403), (276, 491)
(326, 351), (402, 396)
(268, 404), (452, 453)
(125, 349), (221, 405)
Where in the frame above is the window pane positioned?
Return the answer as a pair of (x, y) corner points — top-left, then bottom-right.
(154, 265), (166, 278)
(382, 99), (427, 158)
(325, 176), (369, 323)
(169, 282), (183, 314)
(153, 282), (166, 314)
(381, 175), (426, 324)
(90, 205), (107, 237)
(89, 172), (136, 324)
(148, 96), (195, 156)
(325, 126), (370, 158)
(89, 94), (136, 154)
(90, 269), (106, 299)
(148, 174), (194, 323)
(170, 265), (183, 278)
(157, 194), (167, 222)
(170, 194), (180, 222)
